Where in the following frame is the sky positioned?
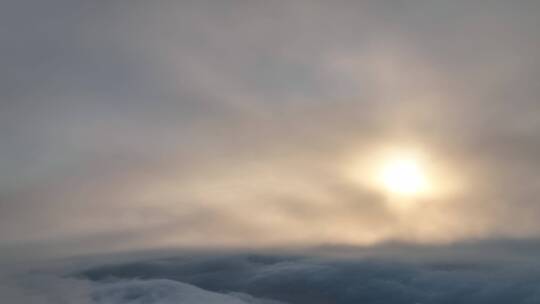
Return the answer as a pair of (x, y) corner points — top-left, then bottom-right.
(2, 0), (540, 303)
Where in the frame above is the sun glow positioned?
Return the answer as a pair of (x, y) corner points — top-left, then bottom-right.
(346, 145), (444, 199)
(377, 155), (430, 196)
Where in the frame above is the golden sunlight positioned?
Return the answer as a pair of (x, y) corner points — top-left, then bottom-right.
(376, 154), (430, 196)
(346, 145), (448, 200)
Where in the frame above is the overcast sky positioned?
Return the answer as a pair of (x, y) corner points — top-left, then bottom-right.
(3, 0), (540, 260)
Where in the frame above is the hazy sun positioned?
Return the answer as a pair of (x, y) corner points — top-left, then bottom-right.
(377, 156), (429, 196)
(345, 145), (450, 200)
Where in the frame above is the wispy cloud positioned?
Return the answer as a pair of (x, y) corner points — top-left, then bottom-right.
(2, 0), (540, 256)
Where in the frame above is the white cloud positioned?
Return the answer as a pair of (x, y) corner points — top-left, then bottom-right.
(0, 274), (283, 304)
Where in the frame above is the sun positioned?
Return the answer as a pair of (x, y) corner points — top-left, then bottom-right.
(345, 145), (446, 199)
(377, 155), (430, 196)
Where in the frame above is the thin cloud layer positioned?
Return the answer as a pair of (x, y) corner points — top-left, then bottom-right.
(2, 0), (540, 256)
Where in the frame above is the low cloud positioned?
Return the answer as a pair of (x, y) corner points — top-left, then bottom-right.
(4, 242), (540, 304)
(0, 272), (281, 304)
(79, 251), (540, 304)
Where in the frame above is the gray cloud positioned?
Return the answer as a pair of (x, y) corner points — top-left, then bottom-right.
(0, 274), (278, 304)
(5, 242), (540, 304)
(75, 245), (540, 304)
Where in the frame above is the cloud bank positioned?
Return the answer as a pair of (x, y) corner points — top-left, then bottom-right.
(4, 243), (540, 304)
